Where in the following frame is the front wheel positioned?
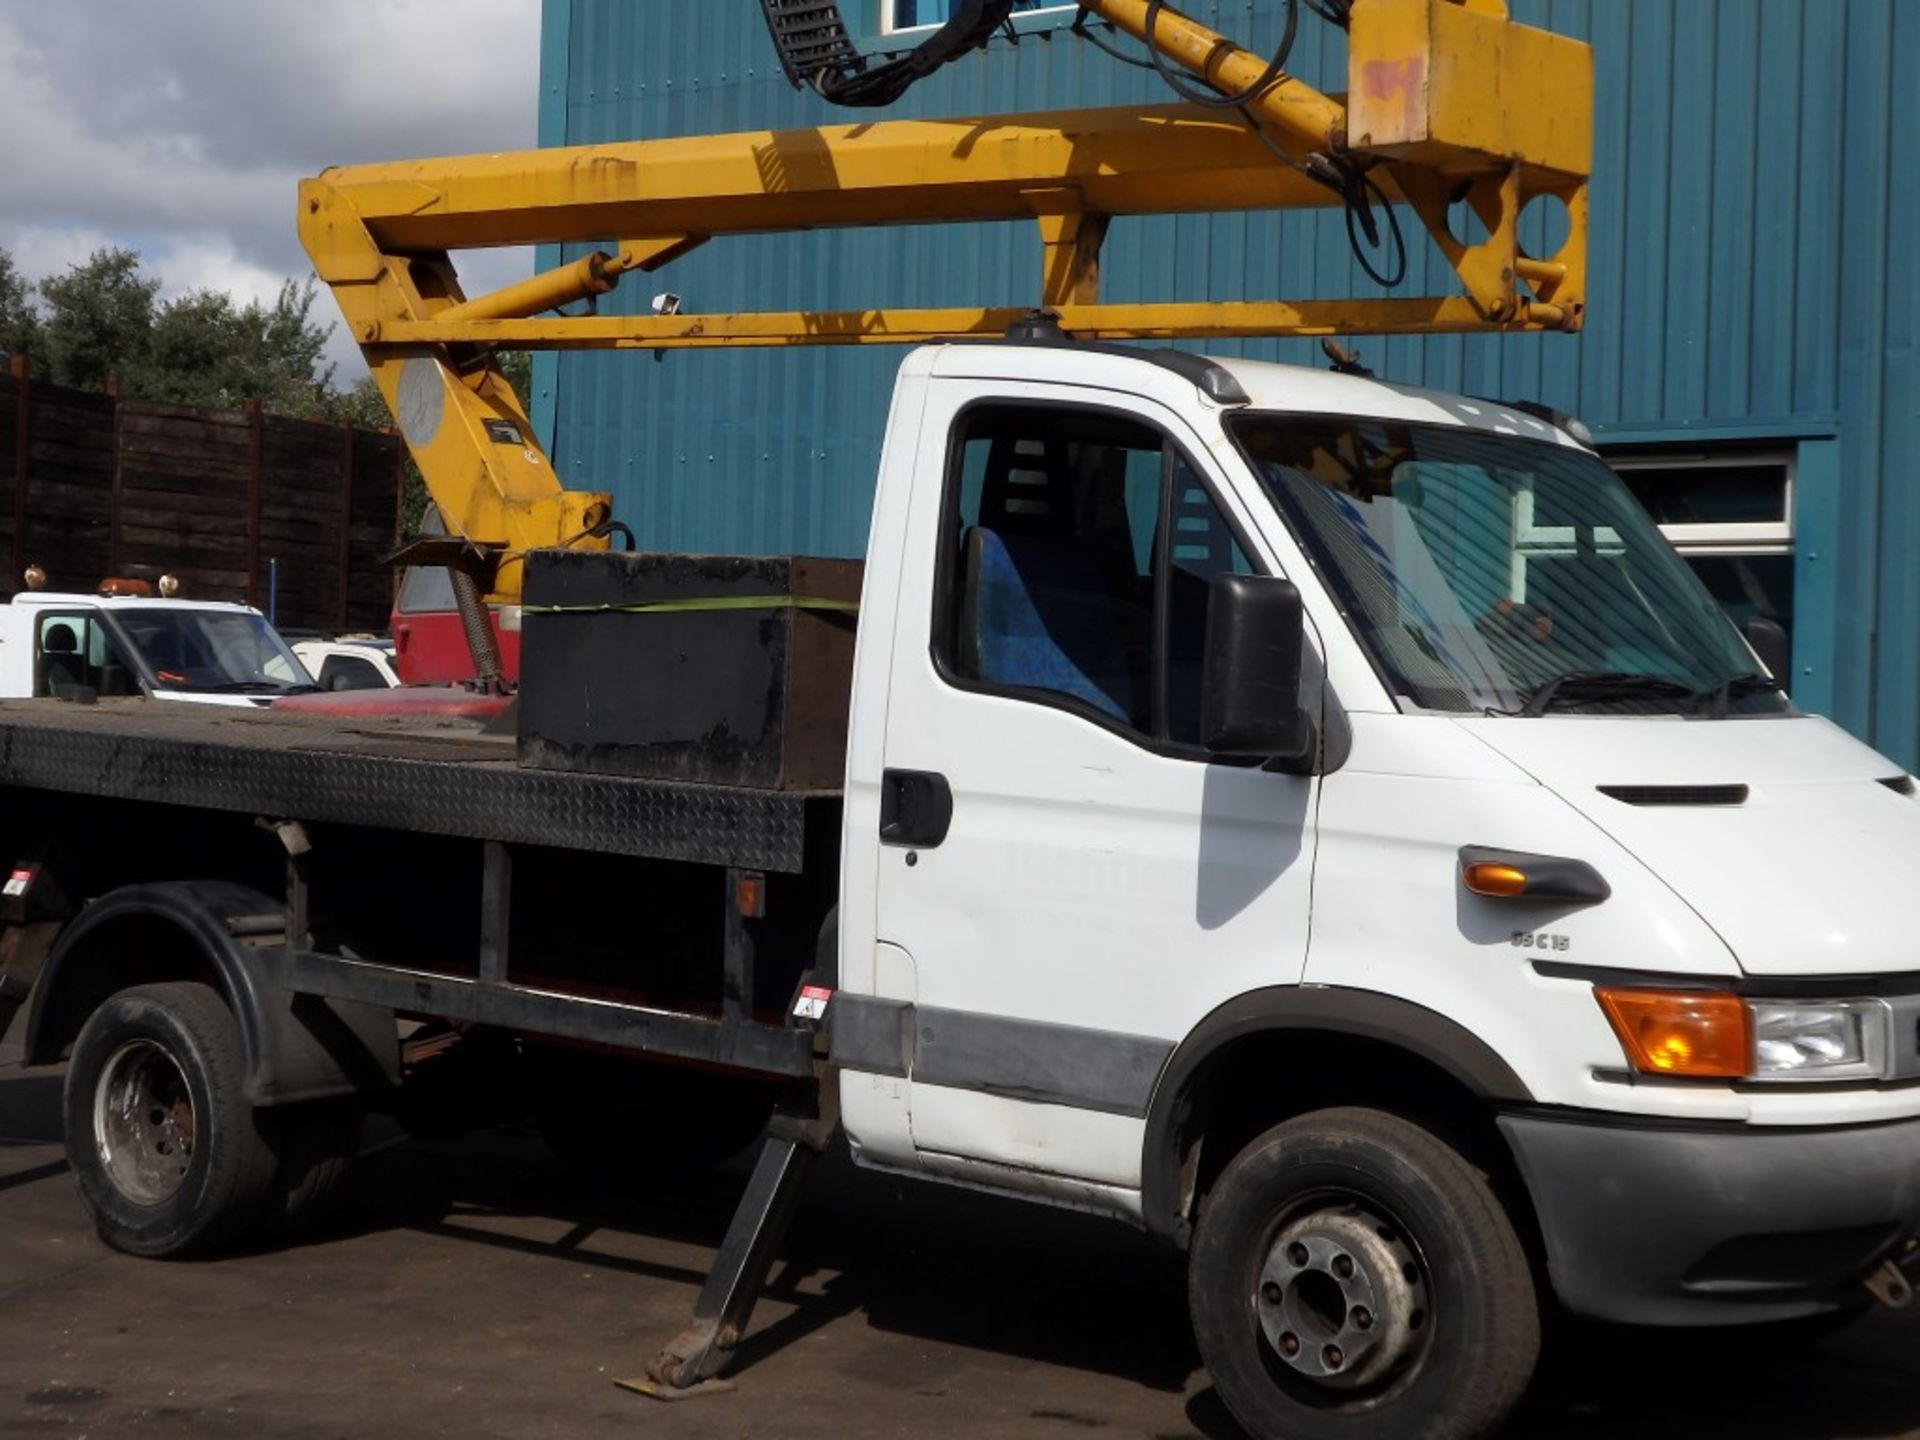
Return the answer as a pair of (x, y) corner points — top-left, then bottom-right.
(1189, 1107), (1539, 1440)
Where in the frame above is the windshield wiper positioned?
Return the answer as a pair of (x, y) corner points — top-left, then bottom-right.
(200, 679), (320, 694)
(1506, 670), (1705, 717)
(1699, 671), (1782, 717)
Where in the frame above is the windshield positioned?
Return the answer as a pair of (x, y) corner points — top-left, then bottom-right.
(1228, 414), (1788, 716)
(112, 608), (316, 694)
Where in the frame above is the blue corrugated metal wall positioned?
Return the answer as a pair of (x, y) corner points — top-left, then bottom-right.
(538, 0), (1920, 764)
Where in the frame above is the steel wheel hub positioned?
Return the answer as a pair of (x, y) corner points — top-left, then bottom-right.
(93, 1039), (195, 1206)
(1256, 1204), (1426, 1390)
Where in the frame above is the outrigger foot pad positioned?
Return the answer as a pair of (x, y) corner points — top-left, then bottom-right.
(615, 1374), (738, 1403)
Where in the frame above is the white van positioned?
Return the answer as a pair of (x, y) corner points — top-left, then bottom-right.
(0, 588), (316, 707)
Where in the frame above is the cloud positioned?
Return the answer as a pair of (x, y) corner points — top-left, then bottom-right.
(1, 226), (118, 287)
(0, 0), (542, 386)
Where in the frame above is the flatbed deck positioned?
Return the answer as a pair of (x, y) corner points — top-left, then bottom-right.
(0, 699), (826, 873)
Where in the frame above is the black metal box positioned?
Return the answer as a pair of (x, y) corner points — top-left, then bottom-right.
(518, 550), (862, 791)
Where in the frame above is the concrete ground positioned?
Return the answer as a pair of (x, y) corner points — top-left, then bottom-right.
(5, 1038), (1920, 1440)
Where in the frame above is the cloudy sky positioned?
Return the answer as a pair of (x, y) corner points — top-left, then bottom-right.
(0, 0), (542, 385)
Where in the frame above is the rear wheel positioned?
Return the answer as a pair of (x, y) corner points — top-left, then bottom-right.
(64, 982), (279, 1257)
(1189, 1107), (1539, 1440)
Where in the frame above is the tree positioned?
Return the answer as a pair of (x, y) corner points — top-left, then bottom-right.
(25, 249), (337, 413)
(36, 248), (158, 392)
(133, 279), (335, 412)
(0, 249), (42, 369)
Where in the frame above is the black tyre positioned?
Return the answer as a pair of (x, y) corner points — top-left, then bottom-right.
(1189, 1107), (1539, 1440)
(524, 1046), (779, 1191)
(262, 1097), (364, 1236)
(63, 982), (279, 1257)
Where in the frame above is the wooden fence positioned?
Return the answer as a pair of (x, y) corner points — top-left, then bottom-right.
(0, 356), (403, 632)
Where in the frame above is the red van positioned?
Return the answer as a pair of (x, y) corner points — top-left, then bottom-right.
(389, 509), (522, 685)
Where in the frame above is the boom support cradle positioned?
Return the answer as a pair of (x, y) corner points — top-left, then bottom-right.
(299, 0), (1590, 601)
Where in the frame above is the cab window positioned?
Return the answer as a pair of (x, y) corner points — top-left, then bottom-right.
(35, 614), (138, 697)
(937, 403), (1251, 748)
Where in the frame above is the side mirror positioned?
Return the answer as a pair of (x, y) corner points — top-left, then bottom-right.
(1200, 574), (1315, 769)
(1743, 616), (1790, 682)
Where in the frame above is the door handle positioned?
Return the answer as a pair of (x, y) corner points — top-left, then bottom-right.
(880, 769), (953, 848)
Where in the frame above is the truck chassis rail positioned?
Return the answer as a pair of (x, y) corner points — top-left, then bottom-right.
(263, 946), (816, 1079)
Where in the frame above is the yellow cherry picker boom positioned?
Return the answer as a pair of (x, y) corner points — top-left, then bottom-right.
(299, 0), (1589, 685)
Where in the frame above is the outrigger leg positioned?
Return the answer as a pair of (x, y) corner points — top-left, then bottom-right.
(623, 1076), (840, 1399)
(622, 935), (842, 1402)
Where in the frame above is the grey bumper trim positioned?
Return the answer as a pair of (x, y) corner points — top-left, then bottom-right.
(1501, 1111), (1920, 1325)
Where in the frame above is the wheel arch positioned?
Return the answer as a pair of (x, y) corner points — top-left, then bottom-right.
(1142, 986), (1535, 1248)
(23, 881), (398, 1107)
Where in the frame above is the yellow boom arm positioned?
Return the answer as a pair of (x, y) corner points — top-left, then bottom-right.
(299, 0), (1590, 602)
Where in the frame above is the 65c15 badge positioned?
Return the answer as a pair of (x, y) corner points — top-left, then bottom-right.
(1511, 931), (1571, 952)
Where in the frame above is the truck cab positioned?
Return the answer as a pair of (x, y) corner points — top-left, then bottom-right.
(828, 340), (1920, 1405)
(0, 590), (317, 707)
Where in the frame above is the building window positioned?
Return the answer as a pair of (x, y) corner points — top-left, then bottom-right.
(885, 0), (1067, 34)
(1607, 447), (1794, 654)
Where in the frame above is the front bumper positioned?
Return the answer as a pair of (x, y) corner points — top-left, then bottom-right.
(1499, 1110), (1920, 1326)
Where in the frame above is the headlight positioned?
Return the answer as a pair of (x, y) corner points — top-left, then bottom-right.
(1749, 999), (1889, 1081)
(1595, 987), (1893, 1083)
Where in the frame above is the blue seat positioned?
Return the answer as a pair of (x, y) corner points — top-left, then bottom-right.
(960, 527), (1143, 723)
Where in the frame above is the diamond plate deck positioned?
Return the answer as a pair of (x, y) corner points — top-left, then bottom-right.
(0, 701), (822, 873)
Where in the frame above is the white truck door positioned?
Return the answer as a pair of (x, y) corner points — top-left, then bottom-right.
(871, 383), (1318, 1192)
(0, 608), (23, 695)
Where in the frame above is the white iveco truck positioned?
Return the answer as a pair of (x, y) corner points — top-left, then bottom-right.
(1, 341), (1916, 1440)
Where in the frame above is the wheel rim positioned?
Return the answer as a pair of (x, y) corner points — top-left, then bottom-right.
(1255, 1198), (1430, 1395)
(92, 1039), (195, 1206)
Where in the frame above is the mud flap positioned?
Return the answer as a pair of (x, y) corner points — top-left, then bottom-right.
(0, 856), (70, 1045)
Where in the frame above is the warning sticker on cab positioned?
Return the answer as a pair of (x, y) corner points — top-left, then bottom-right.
(791, 984), (833, 1021)
(3, 868), (30, 899)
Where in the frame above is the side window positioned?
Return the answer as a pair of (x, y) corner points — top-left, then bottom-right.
(35, 614), (136, 696)
(318, 654), (387, 692)
(397, 504), (457, 615)
(397, 564), (456, 615)
(940, 404), (1251, 749)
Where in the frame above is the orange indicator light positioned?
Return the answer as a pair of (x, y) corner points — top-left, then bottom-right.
(1462, 862), (1529, 898)
(1594, 987), (1749, 1079)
